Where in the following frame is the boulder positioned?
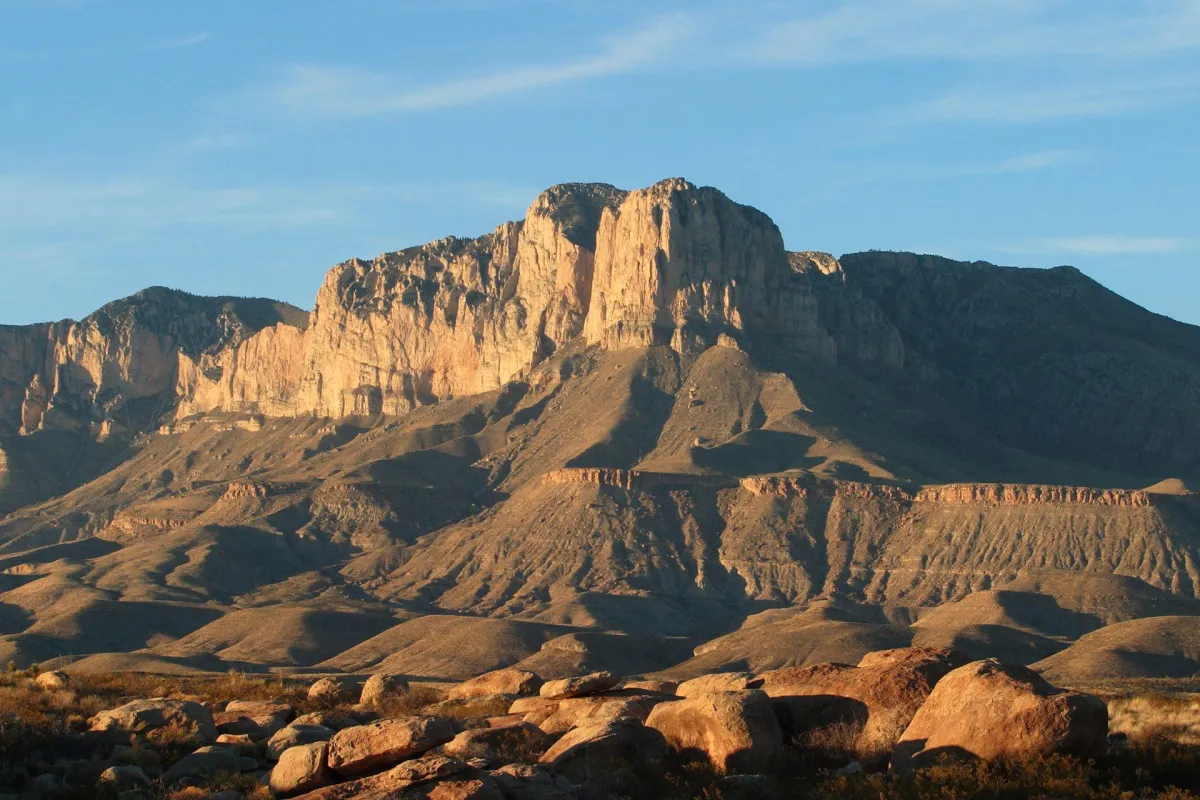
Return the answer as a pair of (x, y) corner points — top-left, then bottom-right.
(426, 778), (506, 800)
(645, 690), (783, 774)
(443, 722), (552, 765)
(89, 698), (217, 743)
(35, 670), (70, 691)
(217, 733), (255, 746)
(540, 717), (667, 785)
(270, 742), (333, 796)
(760, 647), (966, 754)
(327, 716), (457, 776)
(539, 671), (619, 700)
(224, 700), (294, 735)
(361, 673), (410, 707)
(675, 672), (760, 698)
(309, 677), (355, 705)
(267, 723), (337, 760)
(621, 679), (677, 695)
(449, 669), (544, 701)
(891, 659), (1109, 771)
(97, 764), (151, 789)
(294, 711), (358, 730)
(290, 754), (469, 800)
(489, 764), (575, 800)
(213, 711), (265, 738)
(537, 695), (653, 735)
(162, 745), (240, 784)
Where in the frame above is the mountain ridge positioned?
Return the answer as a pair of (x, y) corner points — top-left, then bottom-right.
(2, 177), (1200, 680)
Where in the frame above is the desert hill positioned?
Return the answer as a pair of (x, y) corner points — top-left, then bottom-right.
(0, 178), (1198, 681)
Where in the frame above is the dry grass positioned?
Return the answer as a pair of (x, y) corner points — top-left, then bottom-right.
(1109, 693), (1200, 745)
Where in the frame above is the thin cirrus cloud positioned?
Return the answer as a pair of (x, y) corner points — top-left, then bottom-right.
(747, 0), (1200, 63)
(264, 14), (698, 117)
(910, 75), (1200, 124)
(1005, 236), (1189, 256)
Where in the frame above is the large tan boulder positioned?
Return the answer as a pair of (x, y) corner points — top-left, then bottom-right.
(426, 777), (506, 800)
(891, 659), (1108, 771)
(760, 646), (966, 754)
(361, 673), (411, 707)
(539, 671), (619, 700)
(443, 722), (552, 765)
(676, 672), (760, 698)
(89, 698), (217, 743)
(309, 677), (355, 705)
(162, 745), (241, 784)
(267, 723), (336, 760)
(270, 742), (333, 796)
(327, 716), (457, 776)
(290, 753), (470, 800)
(449, 669), (543, 700)
(645, 690), (783, 774)
(35, 670), (70, 690)
(539, 717), (667, 785)
(536, 694), (656, 735)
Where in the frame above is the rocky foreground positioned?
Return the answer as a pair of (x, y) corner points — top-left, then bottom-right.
(3, 648), (1166, 799)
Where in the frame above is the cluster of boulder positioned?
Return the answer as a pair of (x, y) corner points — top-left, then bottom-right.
(27, 648), (1110, 798)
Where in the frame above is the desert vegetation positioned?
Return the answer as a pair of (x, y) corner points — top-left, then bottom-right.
(0, 652), (1198, 799)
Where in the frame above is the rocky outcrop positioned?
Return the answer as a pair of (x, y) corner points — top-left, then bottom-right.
(915, 484), (1152, 507)
(645, 690), (784, 774)
(890, 659), (1108, 771)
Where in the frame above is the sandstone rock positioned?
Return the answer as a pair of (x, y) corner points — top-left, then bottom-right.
(483, 714), (526, 728)
(361, 673), (410, 707)
(450, 669), (544, 700)
(760, 647), (966, 754)
(267, 723), (337, 760)
(289, 754), (469, 800)
(213, 710), (264, 738)
(539, 671), (618, 700)
(309, 677), (355, 705)
(294, 711), (358, 730)
(539, 717), (667, 785)
(270, 742), (333, 796)
(97, 764), (151, 788)
(442, 722), (551, 765)
(676, 672), (761, 698)
(890, 659), (1109, 771)
(489, 764), (575, 800)
(34, 670), (70, 690)
(536, 695), (654, 735)
(327, 716), (457, 776)
(425, 778), (506, 800)
(645, 690), (783, 774)
(621, 679), (677, 694)
(89, 698), (217, 743)
(217, 733), (255, 746)
(162, 745), (240, 784)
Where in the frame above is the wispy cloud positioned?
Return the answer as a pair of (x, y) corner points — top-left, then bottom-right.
(0, 172), (534, 234)
(748, 0), (1200, 64)
(1005, 236), (1190, 256)
(911, 76), (1200, 123)
(958, 149), (1087, 175)
(148, 32), (211, 51)
(265, 14), (697, 117)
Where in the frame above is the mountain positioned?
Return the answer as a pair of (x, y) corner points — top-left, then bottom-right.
(1, 177), (1198, 681)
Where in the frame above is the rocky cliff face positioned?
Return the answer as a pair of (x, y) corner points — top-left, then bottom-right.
(4, 178), (1200, 488)
(0, 290), (306, 437)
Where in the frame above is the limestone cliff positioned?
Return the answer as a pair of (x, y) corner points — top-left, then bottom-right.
(0, 289), (306, 437)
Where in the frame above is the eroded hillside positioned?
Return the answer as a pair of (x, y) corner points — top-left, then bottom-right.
(1, 178), (1198, 680)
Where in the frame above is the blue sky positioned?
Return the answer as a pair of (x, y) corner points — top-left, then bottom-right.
(1, 0), (1197, 325)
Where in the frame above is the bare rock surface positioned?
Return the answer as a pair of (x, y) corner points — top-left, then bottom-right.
(645, 689), (783, 774)
(89, 698), (217, 743)
(891, 659), (1109, 771)
(539, 671), (618, 700)
(449, 669), (543, 701)
(270, 741), (333, 796)
(539, 717), (667, 785)
(327, 716), (457, 776)
(761, 647), (966, 752)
